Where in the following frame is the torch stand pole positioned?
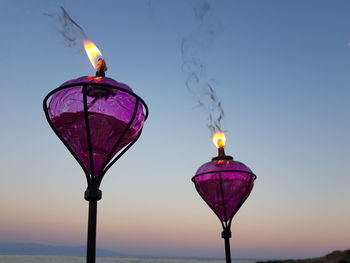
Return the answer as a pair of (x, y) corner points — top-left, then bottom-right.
(222, 228), (232, 263)
(85, 185), (102, 263)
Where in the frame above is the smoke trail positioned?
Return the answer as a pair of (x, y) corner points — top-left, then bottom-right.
(182, 1), (225, 135)
(44, 6), (87, 48)
(147, 0), (153, 9)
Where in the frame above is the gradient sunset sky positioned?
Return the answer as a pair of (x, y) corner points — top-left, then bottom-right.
(0, 0), (349, 259)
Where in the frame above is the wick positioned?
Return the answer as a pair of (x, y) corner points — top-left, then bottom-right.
(95, 58), (107, 77)
(218, 147), (226, 157)
(212, 146), (232, 161)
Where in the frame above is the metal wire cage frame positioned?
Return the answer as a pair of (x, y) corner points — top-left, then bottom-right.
(43, 81), (149, 185)
(192, 161), (256, 263)
(43, 80), (148, 263)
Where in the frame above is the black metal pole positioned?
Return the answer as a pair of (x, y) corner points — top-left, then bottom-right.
(224, 236), (231, 263)
(87, 200), (98, 263)
(222, 228), (232, 263)
(85, 185), (102, 263)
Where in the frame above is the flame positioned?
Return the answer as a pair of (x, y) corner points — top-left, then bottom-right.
(212, 131), (226, 148)
(84, 39), (102, 69)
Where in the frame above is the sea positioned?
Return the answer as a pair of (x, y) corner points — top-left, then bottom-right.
(0, 255), (259, 263)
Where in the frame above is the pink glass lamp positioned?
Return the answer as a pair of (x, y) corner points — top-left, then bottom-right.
(192, 132), (256, 263)
(43, 42), (148, 263)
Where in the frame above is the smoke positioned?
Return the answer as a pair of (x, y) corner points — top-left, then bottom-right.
(181, 1), (225, 135)
(44, 6), (87, 48)
(147, 0), (153, 9)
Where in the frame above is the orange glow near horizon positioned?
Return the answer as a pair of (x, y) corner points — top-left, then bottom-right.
(212, 131), (226, 148)
(84, 39), (102, 69)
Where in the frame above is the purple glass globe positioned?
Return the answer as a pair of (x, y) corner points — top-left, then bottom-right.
(44, 76), (147, 177)
(192, 156), (256, 223)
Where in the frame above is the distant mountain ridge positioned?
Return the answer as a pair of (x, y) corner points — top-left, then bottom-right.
(0, 243), (125, 257)
(257, 249), (350, 263)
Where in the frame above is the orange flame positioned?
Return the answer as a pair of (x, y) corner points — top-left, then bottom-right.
(212, 131), (226, 148)
(84, 39), (102, 69)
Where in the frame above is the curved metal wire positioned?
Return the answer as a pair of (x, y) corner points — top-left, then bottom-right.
(218, 171), (228, 227)
(227, 172), (255, 230)
(43, 90), (91, 185)
(97, 98), (140, 186)
(193, 179), (226, 229)
(192, 169), (256, 228)
(43, 81), (149, 187)
(100, 127), (144, 181)
(192, 169), (257, 181)
(82, 85), (96, 183)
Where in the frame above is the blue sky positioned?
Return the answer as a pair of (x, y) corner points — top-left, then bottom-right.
(0, 0), (349, 259)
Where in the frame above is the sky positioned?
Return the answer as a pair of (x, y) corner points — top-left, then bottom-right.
(0, 0), (349, 260)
